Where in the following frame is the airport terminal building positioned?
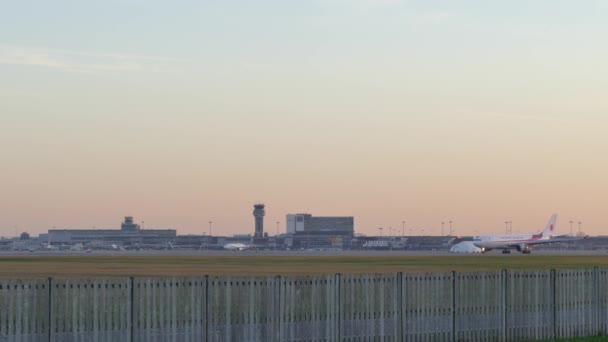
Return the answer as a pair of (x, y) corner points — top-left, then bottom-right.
(286, 214), (354, 236)
(284, 213), (354, 249)
(40, 216), (176, 246)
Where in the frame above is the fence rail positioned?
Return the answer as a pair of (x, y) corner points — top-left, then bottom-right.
(1, 268), (607, 341)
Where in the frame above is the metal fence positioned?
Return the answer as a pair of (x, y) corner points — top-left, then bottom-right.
(1, 268), (607, 341)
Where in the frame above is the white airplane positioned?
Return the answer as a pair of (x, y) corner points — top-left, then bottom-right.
(473, 214), (581, 254)
(223, 243), (255, 251)
(450, 241), (483, 254)
(41, 242), (58, 251)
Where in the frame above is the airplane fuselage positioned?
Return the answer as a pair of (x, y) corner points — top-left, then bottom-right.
(223, 243), (252, 251)
(473, 233), (543, 249)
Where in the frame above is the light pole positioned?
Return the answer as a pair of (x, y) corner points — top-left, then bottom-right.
(570, 221), (573, 235)
(449, 221), (452, 236)
(208, 221), (213, 236)
(578, 221), (582, 235)
(402, 221), (405, 237)
(442, 222), (445, 236)
(379, 227), (383, 237)
(276, 221), (280, 236)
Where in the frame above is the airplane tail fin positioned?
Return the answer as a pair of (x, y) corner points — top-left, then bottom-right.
(542, 214), (558, 238)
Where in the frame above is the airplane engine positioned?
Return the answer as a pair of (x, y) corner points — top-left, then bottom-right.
(449, 241), (483, 253)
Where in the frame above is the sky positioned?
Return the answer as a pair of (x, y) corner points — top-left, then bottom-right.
(1, 0), (608, 237)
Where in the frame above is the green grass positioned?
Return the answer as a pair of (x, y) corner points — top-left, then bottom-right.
(1, 255), (608, 278)
(543, 336), (608, 342)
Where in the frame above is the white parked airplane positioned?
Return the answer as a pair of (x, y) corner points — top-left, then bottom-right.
(223, 243), (255, 251)
(473, 214), (581, 254)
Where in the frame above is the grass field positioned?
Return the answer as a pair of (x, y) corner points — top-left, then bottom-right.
(2, 254), (608, 278)
(549, 337), (608, 342)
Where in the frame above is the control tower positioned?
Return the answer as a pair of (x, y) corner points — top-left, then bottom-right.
(121, 216), (141, 232)
(253, 204), (265, 237)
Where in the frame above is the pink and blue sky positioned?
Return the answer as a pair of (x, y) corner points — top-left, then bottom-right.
(1, 1), (607, 236)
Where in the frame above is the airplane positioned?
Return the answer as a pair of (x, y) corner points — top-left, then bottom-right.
(40, 234), (59, 251)
(223, 243), (255, 251)
(472, 214), (582, 254)
(69, 243), (84, 252)
(40, 242), (58, 251)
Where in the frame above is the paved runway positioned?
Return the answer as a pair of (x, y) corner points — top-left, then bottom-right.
(1, 248), (606, 257)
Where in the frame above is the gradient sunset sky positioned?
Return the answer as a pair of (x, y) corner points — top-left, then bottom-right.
(1, 1), (607, 237)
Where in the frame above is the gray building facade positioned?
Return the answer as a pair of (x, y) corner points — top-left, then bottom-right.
(40, 216), (176, 245)
(286, 214), (354, 237)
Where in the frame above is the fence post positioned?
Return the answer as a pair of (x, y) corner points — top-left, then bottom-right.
(551, 269), (557, 339)
(130, 277), (134, 342)
(601, 267), (606, 336)
(274, 275), (281, 342)
(332, 273), (340, 342)
(397, 272), (403, 342)
(502, 269), (508, 342)
(451, 271), (456, 342)
(594, 266), (600, 335)
(47, 277), (52, 342)
(278, 275), (285, 342)
(204, 275), (209, 342)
